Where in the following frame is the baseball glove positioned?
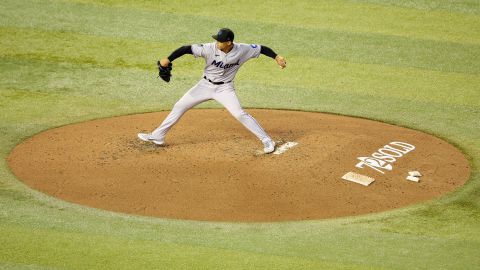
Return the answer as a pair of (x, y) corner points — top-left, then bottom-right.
(157, 61), (172, 82)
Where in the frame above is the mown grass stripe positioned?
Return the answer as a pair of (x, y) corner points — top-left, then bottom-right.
(0, 225), (377, 270)
(2, 23), (480, 76)
(61, 0), (480, 44)
(2, 39), (479, 109)
(350, 0), (480, 15)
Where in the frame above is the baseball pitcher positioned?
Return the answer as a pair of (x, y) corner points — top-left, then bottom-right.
(138, 28), (287, 154)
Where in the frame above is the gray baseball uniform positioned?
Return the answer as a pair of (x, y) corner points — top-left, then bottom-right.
(149, 42), (272, 144)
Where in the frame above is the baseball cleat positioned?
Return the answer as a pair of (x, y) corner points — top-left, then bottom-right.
(137, 133), (165, 145)
(262, 138), (276, 154)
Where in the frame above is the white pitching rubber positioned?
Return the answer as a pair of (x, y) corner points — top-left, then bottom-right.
(273, 142), (298, 155)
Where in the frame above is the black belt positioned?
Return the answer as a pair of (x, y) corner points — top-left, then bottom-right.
(203, 76), (231, 85)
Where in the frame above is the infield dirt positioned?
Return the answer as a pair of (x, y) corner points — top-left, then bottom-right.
(7, 109), (470, 222)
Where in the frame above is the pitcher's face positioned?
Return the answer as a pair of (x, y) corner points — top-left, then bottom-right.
(216, 41), (232, 51)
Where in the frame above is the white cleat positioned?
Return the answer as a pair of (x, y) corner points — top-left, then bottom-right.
(262, 138), (276, 154)
(137, 133), (165, 146)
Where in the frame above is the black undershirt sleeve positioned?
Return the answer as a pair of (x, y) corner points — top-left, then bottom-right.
(167, 45), (193, 62)
(260, 45), (277, 59)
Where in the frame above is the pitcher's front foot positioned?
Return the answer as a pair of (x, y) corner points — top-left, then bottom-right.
(137, 133), (165, 146)
(262, 138), (276, 154)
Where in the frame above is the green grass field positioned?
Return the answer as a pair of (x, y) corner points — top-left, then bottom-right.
(1, 0), (480, 269)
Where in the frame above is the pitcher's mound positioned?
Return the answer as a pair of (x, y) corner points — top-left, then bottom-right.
(7, 109), (470, 222)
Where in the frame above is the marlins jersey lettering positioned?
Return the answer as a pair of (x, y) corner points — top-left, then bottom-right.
(191, 43), (261, 83)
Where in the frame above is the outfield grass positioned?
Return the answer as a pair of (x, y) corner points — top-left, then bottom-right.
(1, 0), (479, 269)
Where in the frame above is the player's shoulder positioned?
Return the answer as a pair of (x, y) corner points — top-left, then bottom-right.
(192, 42), (214, 48)
(204, 42), (217, 53)
(191, 42), (216, 56)
(236, 43), (261, 50)
(199, 42), (216, 49)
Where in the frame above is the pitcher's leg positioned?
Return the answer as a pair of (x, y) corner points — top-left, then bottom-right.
(150, 82), (211, 140)
(214, 87), (271, 142)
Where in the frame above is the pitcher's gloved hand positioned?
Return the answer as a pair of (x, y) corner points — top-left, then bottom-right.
(157, 60), (172, 82)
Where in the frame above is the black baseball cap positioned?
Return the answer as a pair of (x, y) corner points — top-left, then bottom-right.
(212, 28), (234, 42)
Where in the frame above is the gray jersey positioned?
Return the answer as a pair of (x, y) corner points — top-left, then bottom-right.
(191, 42), (261, 83)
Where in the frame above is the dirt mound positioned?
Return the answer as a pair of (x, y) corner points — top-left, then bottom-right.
(7, 109), (470, 222)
